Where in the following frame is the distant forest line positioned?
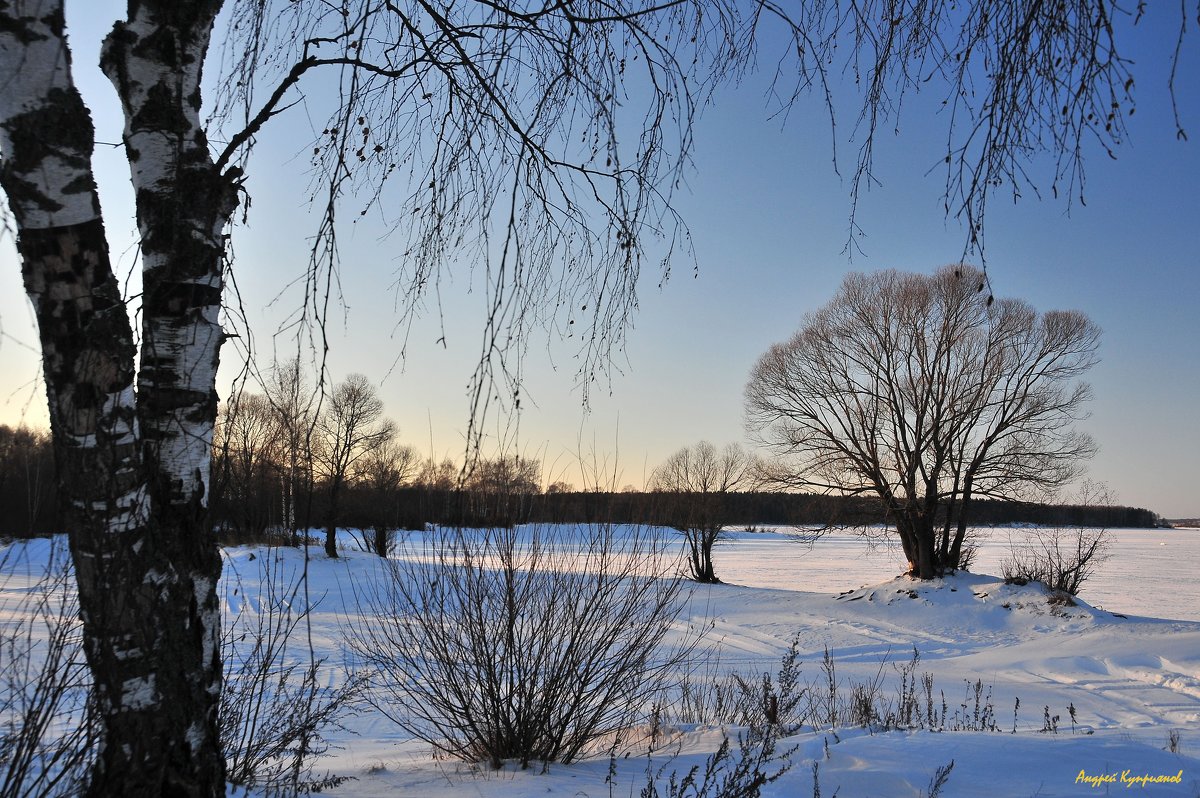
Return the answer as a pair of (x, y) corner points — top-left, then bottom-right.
(323, 488), (1161, 537)
(1, 482), (1163, 541)
(0, 423), (1162, 539)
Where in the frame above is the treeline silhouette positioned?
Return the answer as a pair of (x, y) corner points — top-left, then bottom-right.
(230, 484), (1164, 538)
(0, 425), (57, 537)
(0, 423), (1161, 540)
(525, 491), (1160, 530)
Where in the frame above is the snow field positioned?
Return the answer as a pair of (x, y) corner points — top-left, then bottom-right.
(4, 525), (1200, 796)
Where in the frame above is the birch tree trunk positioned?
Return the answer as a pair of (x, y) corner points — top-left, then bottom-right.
(1, 1), (233, 794)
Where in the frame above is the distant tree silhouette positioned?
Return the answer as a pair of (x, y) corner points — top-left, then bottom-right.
(649, 441), (757, 583)
(0, 425), (55, 537)
(352, 439), (419, 556)
(314, 374), (395, 557)
(212, 393), (281, 541)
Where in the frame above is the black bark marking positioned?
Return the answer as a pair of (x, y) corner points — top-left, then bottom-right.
(0, 6), (50, 44)
(0, 87), (101, 223)
(144, 280), (222, 316)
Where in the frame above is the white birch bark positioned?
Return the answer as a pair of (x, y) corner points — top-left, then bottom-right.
(3, 2), (232, 793)
(100, 5), (235, 791)
(0, 0), (97, 230)
(0, 1), (148, 534)
(101, 2), (232, 509)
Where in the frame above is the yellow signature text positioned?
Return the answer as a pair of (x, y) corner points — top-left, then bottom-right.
(1075, 769), (1184, 789)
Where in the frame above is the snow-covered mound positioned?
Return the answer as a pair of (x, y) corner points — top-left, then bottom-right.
(834, 571), (1120, 632)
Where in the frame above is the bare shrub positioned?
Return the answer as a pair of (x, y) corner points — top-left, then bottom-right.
(1040, 706), (1060, 734)
(672, 667), (742, 729)
(672, 635), (810, 733)
(803, 645), (893, 731)
(1001, 524), (1111, 597)
(669, 644), (1013, 735)
(639, 725), (793, 798)
(0, 541), (96, 798)
(950, 680), (997, 733)
(1001, 481), (1114, 597)
(347, 524), (696, 768)
(2, 541), (369, 798)
(924, 759), (955, 798)
(220, 551), (367, 795)
(732, 635), (808, 734)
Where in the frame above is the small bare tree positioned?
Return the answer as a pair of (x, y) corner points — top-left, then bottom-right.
(352, 439), (419, 556)
(746, 266), (1100, 579)
(649, 441), (755, 584)
(265, 360), (321, 547)
(1002, 481), (1114, 596)
(314, 374), (395, 558)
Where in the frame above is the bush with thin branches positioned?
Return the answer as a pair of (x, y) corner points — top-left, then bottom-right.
(0, 541), (96, 798)
(220, 551), (367, 796)
(2, 540), (364, 798)
(1001, 482), (1114, 597)
(348, 524), (697, 769)
(639, 724), (794, 798)
(1001, 525), (1111, 597)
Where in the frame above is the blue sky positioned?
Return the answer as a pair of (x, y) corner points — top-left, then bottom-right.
(1, 3), (1197, 516)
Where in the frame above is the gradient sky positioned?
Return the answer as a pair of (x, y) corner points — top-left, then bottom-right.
(1, 3), (1197, 517)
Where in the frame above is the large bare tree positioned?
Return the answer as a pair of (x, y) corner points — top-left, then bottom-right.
(745, 265), (1100, 579)
(0, 0), (1188, 794)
